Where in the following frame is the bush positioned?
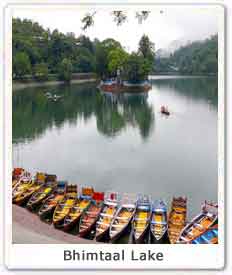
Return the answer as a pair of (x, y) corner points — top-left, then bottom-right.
(33, 63), (49, 81)
(58, 58), (72, 82)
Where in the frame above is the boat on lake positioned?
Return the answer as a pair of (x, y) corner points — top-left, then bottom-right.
(190, 225), (218, 244)
(161, 106), (170, 115)
(109, 193), (137, 242)
(168, 196), (187, 244)
(26, 181), (57, 211)
(95, 191), (120, 241)
(150, 200), (168, 243)
(53, 184), (78, 228)
(38, 181), (67, 220)
(78, 192), (104, 238)
(132, 194), (152, 244)
(178, 201), (218, 243)
(63, 187), (94, 231)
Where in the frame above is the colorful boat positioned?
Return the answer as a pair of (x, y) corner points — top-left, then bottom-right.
(13, 179), (44, 205)
(95, 192), (120, 241)
(35, 172), (46, 184)
(38, 181), (67, 220)
(78, 192), (104, 238)
(132, 194), (151, 243)
(109, 193), (137, 242)
(12, 168), (27, 188)
(26, 182), (57, 211)
(168, 196), (187, 244)
(150, 200), (168, 243)
(63, 187), (94, 231)
(53, 184), (78, 228)
(178, 201), (218, 243)
(191, 225), (218, 244)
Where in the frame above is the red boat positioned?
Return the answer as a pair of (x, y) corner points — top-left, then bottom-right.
(78, 192), (104, 238)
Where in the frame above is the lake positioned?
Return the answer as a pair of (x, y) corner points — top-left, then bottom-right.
(13, 76), (218, 219)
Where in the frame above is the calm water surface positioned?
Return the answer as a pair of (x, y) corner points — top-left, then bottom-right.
(13, 76), (218, 218)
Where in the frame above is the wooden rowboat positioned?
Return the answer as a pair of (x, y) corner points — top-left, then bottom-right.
(150, 200), (168, 243)
(178, 201), (218, 243)
(109, 193), (137, 242)
(168, 196), (187, 244)
(95, 192), (120, 241)
(132, 194), (151, 244)
(53, 184), (78, 228)
(63, 187), (94, 231)
(190, 225), (218, 244)
(26, 182), (57, 211)
(38, 181), (67, 220)
(78, 192), (104, 238)
(13, 180), (44, 205)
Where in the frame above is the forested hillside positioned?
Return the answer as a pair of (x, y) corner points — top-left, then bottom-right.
(12, 18), (154, 82)
(154, 35), (218, 74)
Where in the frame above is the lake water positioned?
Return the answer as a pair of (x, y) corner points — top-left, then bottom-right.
(13, 76), (218, 219)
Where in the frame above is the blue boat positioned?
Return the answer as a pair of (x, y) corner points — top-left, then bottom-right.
(150, 200), (168, 243)
(191, 225), (218, 244)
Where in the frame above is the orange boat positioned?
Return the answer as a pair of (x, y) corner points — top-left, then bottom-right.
(168, 196), (187, 244)
(78, 192), (104, 238)
(191, 225), (218, 244)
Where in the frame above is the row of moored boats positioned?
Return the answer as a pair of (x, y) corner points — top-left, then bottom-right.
(12, 168), (218, 244)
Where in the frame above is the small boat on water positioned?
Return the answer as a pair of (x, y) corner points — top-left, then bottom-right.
(168, 196), (187, 244)
(13, 179), (44, 205)
(78, 192), (104, 238)
(178, 201), (218, 243)
(63, 187), (94, 231)
(38, 181), (67, 220)
(161, 106), (170, 115)
(109, 193), (137, 242)
(95, 191), (120, 241)
(150, 200), (168, 243)
(53, 184), (78, 228)
(191, 225), (218, 244)
(132, 194), (151, 244)
(26, 182), (57, 211)
(12, 168), (28, 188)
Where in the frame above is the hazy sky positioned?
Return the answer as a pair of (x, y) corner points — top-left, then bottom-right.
(13, 7), (218, 51)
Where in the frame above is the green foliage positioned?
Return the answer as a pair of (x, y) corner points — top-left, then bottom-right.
(33, 63), (49, 81)
(138, 34), (155, 62)
(154, 35), (218, 74)
(13, 52), (31, 79)
(125, 53), (152, 83)
(107, 48), (128, 75)
(58, 58), (72, 82)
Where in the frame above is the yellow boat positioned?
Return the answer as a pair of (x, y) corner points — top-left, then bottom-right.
(13, 180), (43, 205)
(53, 184), (78, 228)
(27, 182), (57, 211)
(132, 195), (151, 243)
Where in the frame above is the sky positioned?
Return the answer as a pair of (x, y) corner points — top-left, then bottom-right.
(13, 6), (218, 52)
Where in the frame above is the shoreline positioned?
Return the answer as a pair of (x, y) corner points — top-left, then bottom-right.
(12, 205), (98, 244)
(13, 78), (98, 91)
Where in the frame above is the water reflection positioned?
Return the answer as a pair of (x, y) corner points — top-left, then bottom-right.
(13, 83), (155, 144)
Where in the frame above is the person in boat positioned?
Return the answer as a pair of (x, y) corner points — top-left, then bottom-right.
(161, 105), (170, 115)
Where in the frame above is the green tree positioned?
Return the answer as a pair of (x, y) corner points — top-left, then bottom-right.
(58, 58), (72, 82)
(13, 52), (31, 79)
(125, 53), (152, 83)
(138, 34), (155, 62)
(33, 63), (49, 81)
(107, 48), (128, 75)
